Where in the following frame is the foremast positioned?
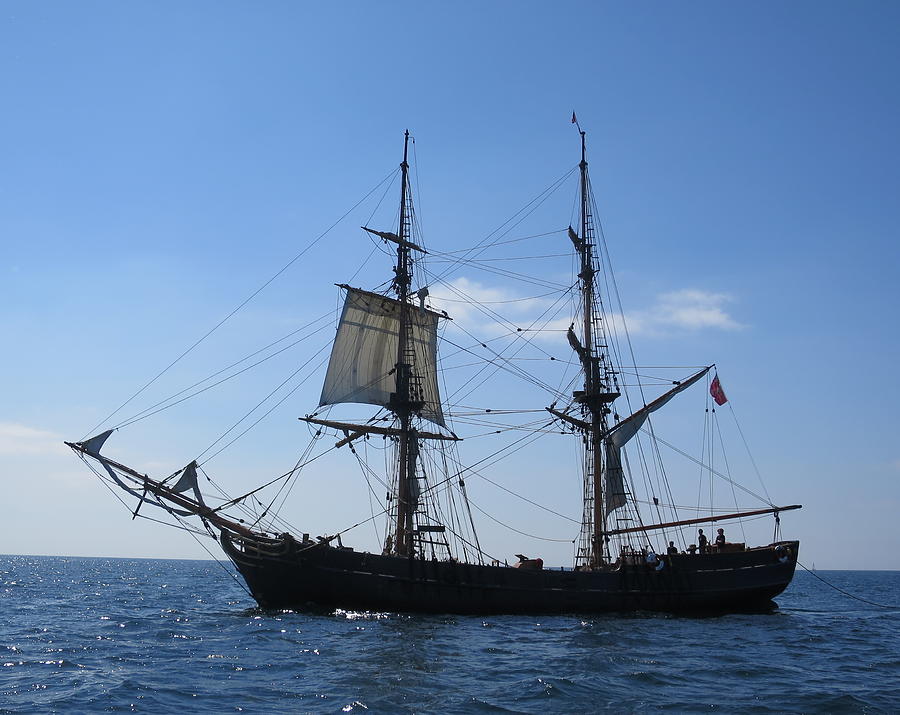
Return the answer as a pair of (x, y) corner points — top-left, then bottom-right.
(310, 130), (461, 560)
(391, 129), (419, 558)
(570, 130), (620, 569)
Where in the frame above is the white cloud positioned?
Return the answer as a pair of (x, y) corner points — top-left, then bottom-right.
(428, 277), (560, 337)
(0, 422), (70, 456)
(623, 289), (742, 337)
(428, 279), (742, 343)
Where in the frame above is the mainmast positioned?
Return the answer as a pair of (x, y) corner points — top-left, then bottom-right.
(391, 130), (419, 558)
(570, 129), (619, 568)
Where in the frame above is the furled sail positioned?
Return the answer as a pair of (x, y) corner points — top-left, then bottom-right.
(77, 431), (204, 516)
(603, 366), (711, 516)
(604, 442), (628, 516)
(167, 461), (207, 509)
(319, 287), (445, 426)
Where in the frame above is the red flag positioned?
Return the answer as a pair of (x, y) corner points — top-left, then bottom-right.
(571, 111), (577, 124)
(710, 375), (728, 406)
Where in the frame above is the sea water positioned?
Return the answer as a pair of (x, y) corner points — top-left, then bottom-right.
(1, 556), (898, 713)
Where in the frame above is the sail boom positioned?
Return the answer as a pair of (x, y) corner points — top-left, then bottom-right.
(300, 416), (459, 445)
(546, 407), (590, 432)
(334, 285), (446, 321)
(601, 366), (712, 442)
(361, 226), (426, 253)
(605, 504), (802, 537)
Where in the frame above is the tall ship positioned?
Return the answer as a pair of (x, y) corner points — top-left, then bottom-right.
(68, 127), (801, 613)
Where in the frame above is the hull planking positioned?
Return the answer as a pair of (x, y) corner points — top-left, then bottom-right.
(220, 532), (800, 614)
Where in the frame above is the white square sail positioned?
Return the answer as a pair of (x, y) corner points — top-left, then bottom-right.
(319, 287), (445, 427)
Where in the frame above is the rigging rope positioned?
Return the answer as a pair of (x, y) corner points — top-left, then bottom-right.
(428, 167), (576, 288)
(647, 428), (773, 505)
(713, 405), (747, 543)
(727, 402), (773, 504)
(82, 166), (400, 441)
(113, 316), (333, 430)
(211, 442), (340, 511)
(409, 421), (580, 527)
(195, 345), (331, 464)
(76, 452), (252, 596)
(463, 459), (580, 525)
(436, 229), (567, 255)
(797, 561), (900, 610)
(433, 279), (576, 404)
(429, 255), (568, 290)
(431, 251), (572, 263)
(466, 498), (576, 543)
(430, 288), (563, 305)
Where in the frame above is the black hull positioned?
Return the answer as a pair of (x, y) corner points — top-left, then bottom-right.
(220, 533), (799, 614)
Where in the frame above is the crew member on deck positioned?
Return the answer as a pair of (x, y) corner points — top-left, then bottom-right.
(715, 528), (726, 549)
(667, 541), (678, 555)
(698, 529), (709, 554)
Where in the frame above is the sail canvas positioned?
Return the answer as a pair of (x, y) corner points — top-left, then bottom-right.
(319, 287), (445, 426)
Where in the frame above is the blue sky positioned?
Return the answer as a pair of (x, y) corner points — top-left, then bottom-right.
(2, 2), (899, 569)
